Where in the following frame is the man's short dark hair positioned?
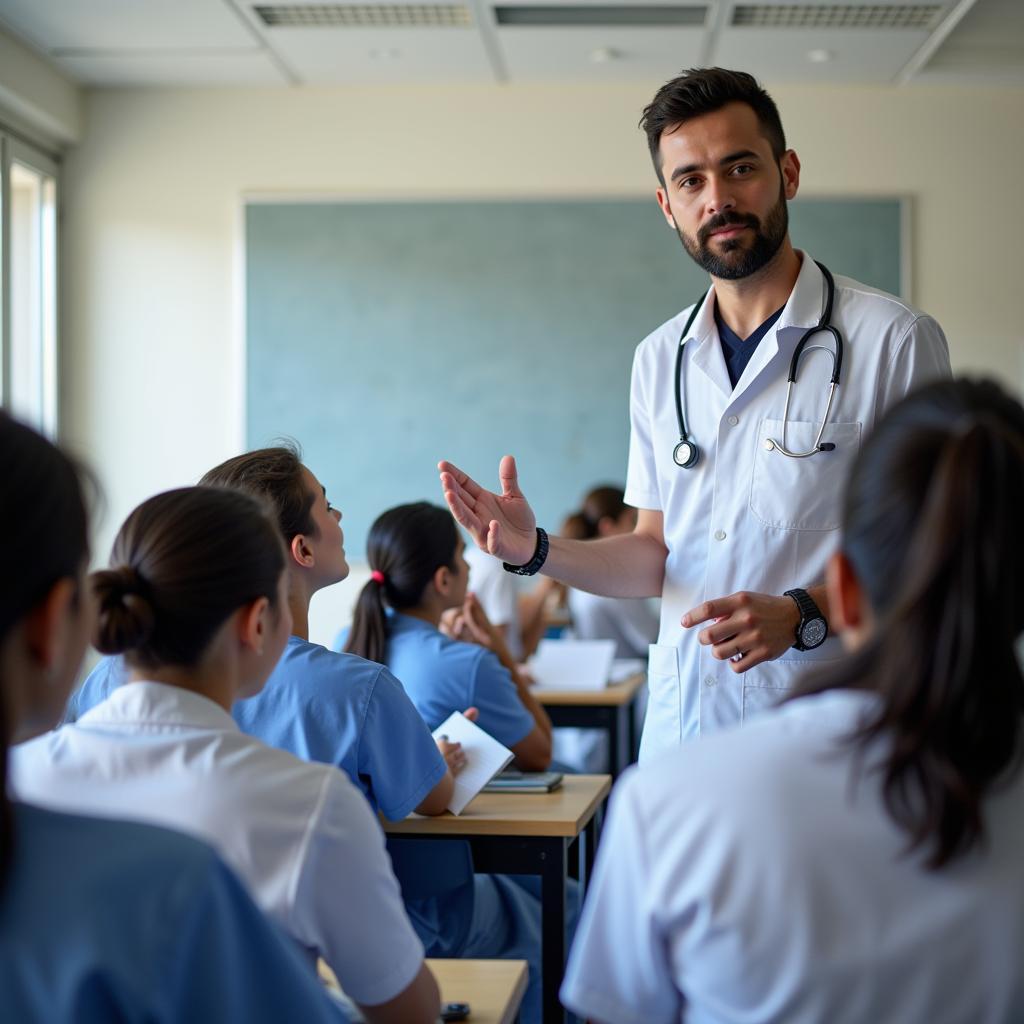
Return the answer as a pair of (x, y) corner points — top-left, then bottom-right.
(640, 68), (787, 184)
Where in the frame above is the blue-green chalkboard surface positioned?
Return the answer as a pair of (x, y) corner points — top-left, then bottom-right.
(246, 197), (902, 556)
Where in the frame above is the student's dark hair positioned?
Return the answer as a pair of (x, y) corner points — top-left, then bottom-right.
(0, 413), (90, 892)
(92, 486), (286, 671)
(345, 502), (459, 665)
(569, 485), (629, 540)
(794, 378), (1024, 869)
(199, 444), (317, 543)
(640, 68), (786, 184)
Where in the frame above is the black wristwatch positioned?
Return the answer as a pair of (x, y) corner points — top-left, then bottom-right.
(502, 527), (549, 577)
(784, 588), (828, 651)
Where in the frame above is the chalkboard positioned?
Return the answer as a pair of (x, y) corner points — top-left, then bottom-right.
(246, 197), (903, 556)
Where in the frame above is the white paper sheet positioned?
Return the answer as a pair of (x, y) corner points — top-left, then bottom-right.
(432, 711), (514, 815)
(527, 638), (617, 690)
(609, 658), (647, 683)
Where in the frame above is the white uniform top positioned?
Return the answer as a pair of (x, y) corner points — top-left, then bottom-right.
(10, 682), (424, 1008)
(625, 254), (950, 758)
(561, 689), (1024, 1024)
(567, 589), (659, 660)
(464, 543), (523, 659)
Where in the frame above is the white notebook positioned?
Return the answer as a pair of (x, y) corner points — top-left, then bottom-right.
(528, 638), (617, 690)
(431, 711), (515, 815)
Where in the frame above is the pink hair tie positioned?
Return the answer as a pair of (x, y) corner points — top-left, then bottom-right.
(370, 570), (386, 585)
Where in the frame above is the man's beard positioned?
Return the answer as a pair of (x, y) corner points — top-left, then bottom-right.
(677, 184), (788, 281)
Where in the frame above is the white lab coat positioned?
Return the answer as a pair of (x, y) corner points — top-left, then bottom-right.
(625, 254), (951, 759)
(561, 690), (1024, 1024)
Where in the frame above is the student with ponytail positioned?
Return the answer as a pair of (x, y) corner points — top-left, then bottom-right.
(344, 502), (553, 769)
(562, 378), (1024, 1024)
(13, 484), (439, 1024)
(0, 415), (349, 1023)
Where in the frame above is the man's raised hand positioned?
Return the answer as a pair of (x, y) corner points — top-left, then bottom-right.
(438, 454), (537, 565)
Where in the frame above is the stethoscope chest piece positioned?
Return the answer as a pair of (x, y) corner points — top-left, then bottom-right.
(673, 439), (700, 469)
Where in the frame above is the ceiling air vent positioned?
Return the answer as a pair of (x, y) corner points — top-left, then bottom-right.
(254, 4), (473, 27)
(495, 4), (707, 26)
(731, 4), (942, 29)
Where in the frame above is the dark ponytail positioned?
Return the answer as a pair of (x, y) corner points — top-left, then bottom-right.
(796, 379), (1024, 868)
(94, 487), (286, 670)
(345, 502), (459, 665)
(0, 413), (89, 892)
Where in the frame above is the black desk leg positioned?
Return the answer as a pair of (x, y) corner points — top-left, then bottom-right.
(540, 837), (567, 1023)
(580, 815), (597, 895)
(628, 693), (639, 763)
(614, 703), (631, 777)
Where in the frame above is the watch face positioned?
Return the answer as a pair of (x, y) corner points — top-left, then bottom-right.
(801, 617), (828, 649)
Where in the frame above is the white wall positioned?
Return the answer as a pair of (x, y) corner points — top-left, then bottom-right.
(61, 81), (1024, 643)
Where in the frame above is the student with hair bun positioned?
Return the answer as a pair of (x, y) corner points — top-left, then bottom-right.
(13, 484), (440, 1024)
(563, 379), (1024, 1024)
(0, 415), (349, 1024)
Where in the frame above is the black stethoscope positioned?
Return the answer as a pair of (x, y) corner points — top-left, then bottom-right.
(673, 260), (844, 469)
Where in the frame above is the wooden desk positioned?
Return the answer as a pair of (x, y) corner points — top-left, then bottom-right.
(385, 774), (612, 1024)
(319, 958), (528, 1024)
(536, 672), (646, 776)
(430, 958), (528, 1024)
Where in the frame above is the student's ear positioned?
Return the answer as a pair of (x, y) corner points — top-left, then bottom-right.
(238, 596), (271, 656)
(433, 564), (453, 597)
(289, 532), (315, 570)
(655, 185), (676, 230)
(780, 149), (800, 201)
(23, 578), (79, 672)
(826, 551), (866, 638)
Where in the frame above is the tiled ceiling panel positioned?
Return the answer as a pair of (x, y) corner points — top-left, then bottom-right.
(713, 26), (933, 81)
(260, 25), (497, 82)
(0, 0), (255, 50)
(497, 26), (705, 80)
(921, 0), (1024, 81)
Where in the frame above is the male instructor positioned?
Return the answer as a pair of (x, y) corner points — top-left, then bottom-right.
(440, 68), (950, 760)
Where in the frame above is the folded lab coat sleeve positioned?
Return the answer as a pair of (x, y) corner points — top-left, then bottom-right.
(291, 773), (425, 1008)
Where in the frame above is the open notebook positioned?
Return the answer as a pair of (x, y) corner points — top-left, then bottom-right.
(432, 711), (515, 815)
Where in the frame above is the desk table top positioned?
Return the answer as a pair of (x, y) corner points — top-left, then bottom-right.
(319, 958), (528, 1024)
(384, 773), (612, 838)
(534, 671), (646, 706)
(430, 958), (529, 1024)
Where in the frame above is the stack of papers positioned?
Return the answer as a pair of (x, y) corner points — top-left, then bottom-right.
(431, 711), (514, 815)
(527, 639), (617, 690)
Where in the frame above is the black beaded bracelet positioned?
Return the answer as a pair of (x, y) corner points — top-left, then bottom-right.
(502, 527), (550, 576)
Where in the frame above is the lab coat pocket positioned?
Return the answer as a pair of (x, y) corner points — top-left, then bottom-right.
(749, 418), (862, 532)
(741, 682), (790, 722)
(640, 643), (681, 759)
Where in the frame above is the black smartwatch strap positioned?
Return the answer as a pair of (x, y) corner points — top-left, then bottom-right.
(502, 527), (549, 577)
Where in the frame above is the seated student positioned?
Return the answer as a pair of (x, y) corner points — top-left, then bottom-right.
(12, 485), (439, 1024)
(342, 501), (553, 770)
(0, 414), (347, 1024)
(560, 486), (660, 660)
(68, 447), (546, 1024)
(562, 378), (1024, 1024)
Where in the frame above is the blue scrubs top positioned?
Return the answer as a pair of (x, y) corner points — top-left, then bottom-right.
(337, 613), (535, 750)
(0, 802), (348, 1023)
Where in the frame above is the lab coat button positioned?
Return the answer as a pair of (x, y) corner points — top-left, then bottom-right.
(763, 438), (775, 451)
(714, 529), (726, 541)
(704, 676), (716, 687)
(728, 415), (739, 426)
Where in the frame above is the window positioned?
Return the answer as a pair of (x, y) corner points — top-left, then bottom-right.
(1, 132), (60, 436)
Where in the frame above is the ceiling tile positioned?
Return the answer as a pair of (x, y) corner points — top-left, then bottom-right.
(53, 50), (288, 85)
